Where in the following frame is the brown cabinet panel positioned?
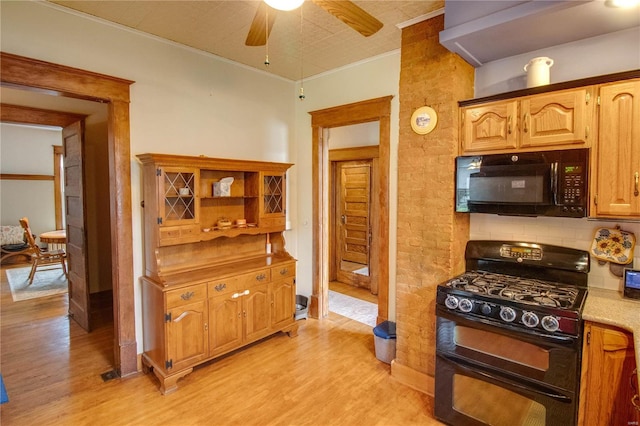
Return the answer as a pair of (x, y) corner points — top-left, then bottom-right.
(579, 321), (639, 426)
(593, 79), (640, 217)
(270, 277), (296, 330)
(165, 299), (208, 373)
(166, 284), (206, 308)
(460, 88), (594, 155)
(208, 294), (243, 356)
(244, 283), (271, 342)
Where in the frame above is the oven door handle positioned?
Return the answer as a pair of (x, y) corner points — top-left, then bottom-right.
(443, 354), (573, 403)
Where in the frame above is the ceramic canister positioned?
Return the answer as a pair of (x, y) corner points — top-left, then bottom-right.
(524, 57), (554, 88)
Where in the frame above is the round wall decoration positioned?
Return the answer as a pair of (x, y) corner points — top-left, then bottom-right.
(410, 106), (437, 135)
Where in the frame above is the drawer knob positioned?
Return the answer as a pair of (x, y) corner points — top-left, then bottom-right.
(280, 268), (288, 275)
(214, 283), (227, 292)
(180, 291), (195, 301)
(256, 273), (267, 281)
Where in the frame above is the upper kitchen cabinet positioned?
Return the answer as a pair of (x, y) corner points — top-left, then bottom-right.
(460, 87), (595, 154)
(592, 79), (640, 218)
(138, 153), (293, 248)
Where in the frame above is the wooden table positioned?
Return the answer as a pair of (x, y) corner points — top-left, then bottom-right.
(40, 229), (66, 250)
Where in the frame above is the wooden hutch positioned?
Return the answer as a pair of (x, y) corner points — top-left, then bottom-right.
(137, 153), (297, 394)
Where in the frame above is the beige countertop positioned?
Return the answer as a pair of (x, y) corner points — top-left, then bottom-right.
(583, 287), (640, 387)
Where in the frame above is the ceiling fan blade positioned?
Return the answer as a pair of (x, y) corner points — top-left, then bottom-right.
(312, 0), (383, 37)
(245, 2), (277, 46)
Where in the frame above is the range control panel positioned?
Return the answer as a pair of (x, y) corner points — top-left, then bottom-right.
(499, 245), (543, 261)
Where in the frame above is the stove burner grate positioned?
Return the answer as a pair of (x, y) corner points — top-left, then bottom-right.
(445, 271), (579, 308)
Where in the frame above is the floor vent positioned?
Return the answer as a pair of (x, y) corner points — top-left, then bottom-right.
(100, 370), (120, 382)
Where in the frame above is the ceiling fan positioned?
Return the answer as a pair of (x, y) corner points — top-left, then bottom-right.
(245, 0), (384, 46)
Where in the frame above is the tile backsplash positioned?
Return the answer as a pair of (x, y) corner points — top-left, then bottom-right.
(470, 215), (640, 292)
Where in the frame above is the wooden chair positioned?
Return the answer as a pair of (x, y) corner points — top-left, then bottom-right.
(0, 225), (32, 264)
(18, 217), (68, 285)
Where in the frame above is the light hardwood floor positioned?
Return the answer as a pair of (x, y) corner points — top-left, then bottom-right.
(0, 264), (440, 425)
(329, 281), (378, 304)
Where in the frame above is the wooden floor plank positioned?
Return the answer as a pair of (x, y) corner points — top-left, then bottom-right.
(1, 263), (441, 425)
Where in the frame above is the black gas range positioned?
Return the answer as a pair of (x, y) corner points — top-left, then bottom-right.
(435, 240), (590, 426)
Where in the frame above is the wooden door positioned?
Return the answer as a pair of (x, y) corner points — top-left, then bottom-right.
(270, 278), (295, 329)
(595, 80), (640, 217)
(63, 121), (90, 331)
(579, 322), (639, 425)
(336, 161), (371, 286)
(208, 294), (243, 356)
(243, 283), (270, 343)
(520, 88), (592, 149)
(166, 300), (208, 372)
(461, 100), (518, 153)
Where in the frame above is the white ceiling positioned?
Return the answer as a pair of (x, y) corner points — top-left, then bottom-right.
(47, 0), (445, 81)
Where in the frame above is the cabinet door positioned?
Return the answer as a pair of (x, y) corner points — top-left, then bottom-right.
(270, 277), (295, 330)
(208, 293), (243, 356)
(259, 172), (286, 229)
(520, 88), (593, 149)
(579, 322), (639, 426)
(159, 166), (199, 226)
(461, 100), (518, 153)
(595, 80), (640, 217)
(165, 299), (208, 372)
(244, 283), (271, 342)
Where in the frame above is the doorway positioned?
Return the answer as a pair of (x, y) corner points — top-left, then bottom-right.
(330, 146), (379, 295)
(1, 52), (137, 376)
(309, 96), (392, 324)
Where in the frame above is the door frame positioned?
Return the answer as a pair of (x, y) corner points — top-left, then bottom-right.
(330, 147), (379, 292)
(309, 96), (392, 323)
(1, 52), (138, 376)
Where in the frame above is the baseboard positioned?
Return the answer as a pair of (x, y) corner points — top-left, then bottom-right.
(390, 359), (434, 396)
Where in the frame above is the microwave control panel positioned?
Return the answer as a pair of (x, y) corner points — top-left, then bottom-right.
(559, 164), (586, 207)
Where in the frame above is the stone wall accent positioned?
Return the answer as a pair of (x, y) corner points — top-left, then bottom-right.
(393, 15), (474, 385)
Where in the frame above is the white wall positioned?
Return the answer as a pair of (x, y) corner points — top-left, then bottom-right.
(1, 1), (296, 353)
(471, 26), (640, 292)
(292, 52), (401, 318)
(327, 122), (380, 149)
(0, 123), (60, 240)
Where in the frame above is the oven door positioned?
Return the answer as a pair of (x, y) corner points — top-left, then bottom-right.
(435, 354), (577, 426)
(436, 307), (581, 390)
(435, 309), (580, 425)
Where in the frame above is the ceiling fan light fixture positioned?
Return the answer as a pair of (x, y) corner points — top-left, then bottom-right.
(264, 0), (304, 11)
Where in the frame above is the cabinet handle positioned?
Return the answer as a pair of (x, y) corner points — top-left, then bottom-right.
(180, 291), (195, 301)
(522, 113), (529, 133)
(256, 273), (267, 281)
(280, 268), (288, 275)
(214, 283), (226, 292)
(507, 116), (512, 135)
(634, 172), (639, 196)
(231, 289), (250, 299)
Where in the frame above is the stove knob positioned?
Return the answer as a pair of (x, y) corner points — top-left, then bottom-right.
(541, 316), (560, 332)
(521, 311), (539, 328)
(444, 295), (459, 310)
(458, 298), (473, 313)
(481, 304), (492, 315)
(499, 306), (516, 322)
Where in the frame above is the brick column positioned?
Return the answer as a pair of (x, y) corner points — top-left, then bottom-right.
(391, 15), (474, 393)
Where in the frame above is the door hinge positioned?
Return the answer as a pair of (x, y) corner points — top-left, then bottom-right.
(156, 168), (162, 176)
(586, 331), (591, 345)
(594, 194), (598, 206)
(585, 125), (589, 139)
(165, 312), (171, 322)
(157, 217), (163, 225)
(597, 95), (601, 106)
(586, 92), (591, 105)
(166, 359), (173, 370)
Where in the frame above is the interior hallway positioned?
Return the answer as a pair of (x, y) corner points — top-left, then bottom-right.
(0, 264), (438, 425)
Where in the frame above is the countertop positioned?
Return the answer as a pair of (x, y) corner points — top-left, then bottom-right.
(583, 287), (640, 386)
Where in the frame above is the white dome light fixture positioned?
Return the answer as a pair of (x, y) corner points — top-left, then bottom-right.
(264, 0), (304, 11)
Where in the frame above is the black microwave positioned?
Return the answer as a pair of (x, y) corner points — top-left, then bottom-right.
(455, 148), (589, 218)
